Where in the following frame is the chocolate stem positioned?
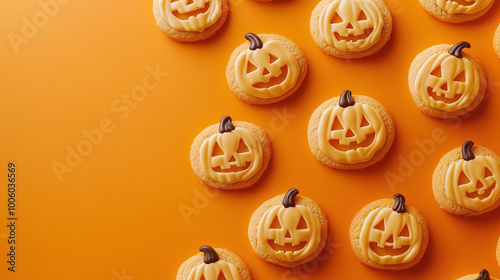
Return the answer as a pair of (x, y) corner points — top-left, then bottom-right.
(462, 141), (475, 161)
(339, 90), (355, 108)
(245, 33), (263, 50)
(392, 193), (406, 213)
(448, 41), (471, 59)
(219, 116), (236, 133)
(199, 246), (219, 264)
(283, 188), (299, 208)
(475, 269), (490, 280)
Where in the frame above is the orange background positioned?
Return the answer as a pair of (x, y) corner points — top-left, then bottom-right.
(1, 0), (500, 279)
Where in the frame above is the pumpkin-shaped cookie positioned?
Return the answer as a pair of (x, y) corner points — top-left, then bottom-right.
(226, 33), (307, 104)
(248, 188), (328, 267)
(409, 41), (487, 119)
(176, 246), (252, 280)
(190, 116), (271, 190)
(308, 90), (395, 169)
(350, 194), (429, 270)
(457, 269), (499, 280)
(153, 0), (229, 42)
(310, 0), (393, 58)
(433, 141), (500, 216)
(419, 0), (495, 23)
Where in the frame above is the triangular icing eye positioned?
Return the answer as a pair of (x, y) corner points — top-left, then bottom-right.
(331, 13), (343, 24)
(399, 225), (410, 237)
(217, 272), (227, 280)
(296, 216), (308, 229)
(360, 116), (370, 127)
(331, 117), (343, 131)
(269, 54), (279, 63)
(458, 171), (471, 185)
(485, 167), (493, 178)
(247, 61), (258, 73)
(358, 10), (367, 20)
(237, 139), (249, 153)
(431, 66), (442, 78)
(186, 0), (194, 4)
(385, 235), (394, 243)
(374, 220), (385, 231)
(453, 71), (466, 82)
(270, 216), (282, 229)
(212, 142), (225, 156)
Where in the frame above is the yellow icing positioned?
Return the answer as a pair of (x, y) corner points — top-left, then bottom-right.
(188, 261), (242, 280)
(446, 156), (500, 211)
(318, 102), (386, 164)
(159, 0), (222, 32)
(257, 205), (321, 262)
(359, 207), (422, 265)
(200, 127), (263, 184)
(415, 52), (479, 112)
(434, 0), (492, 15)
(235, 40), (300, 99)
(319, 0), (384, 52)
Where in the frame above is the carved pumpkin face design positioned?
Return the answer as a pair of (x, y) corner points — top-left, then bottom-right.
(187, 246), (242, 280)
(360, 194), (423, 265)
(319, 0), (384, 52)
(415, 42), (480, 112)
(235, 33), (300, 99)
(318, 90), (387, 164)
(433, 0), (492, 15)
(160, 0), (222, 32)
(446, 141), (500, 211)
(257, 189), (321, 262)
(200, 116), (263, 184)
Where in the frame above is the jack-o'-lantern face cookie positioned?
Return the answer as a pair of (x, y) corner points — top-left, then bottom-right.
(176, 246), (252, 280)
(457, 269), (500, 280)
(419, 0), (495, 23)
(190, 116), (271, 190)
(310, 0), (393, 59)
(248, 188), (328, 267)
(226, 33), (308, 105)
(308, 90), (394, 169)
(433, 141), (500, 216)
(409, 42), (487, 119)
(153, 0), (229, 42)
(350, 194), (429, 270)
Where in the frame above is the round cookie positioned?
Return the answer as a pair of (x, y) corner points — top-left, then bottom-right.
(457, 269), (499, 280)
(310, 0), (393, 59)
(495, 24), (500, 59)
(190, 116), (271, 190)
(418, 0), (495, 23)
(153, 0), (229, 42)
(226, 33), (308, 105)
(350, 194), (429, 270)
(408, 41), (487, 119)
(433, 141), (500, 217)
(176, 246), (252, 280)
(248, 188), (328, 268)
(308, 90), (395, 170)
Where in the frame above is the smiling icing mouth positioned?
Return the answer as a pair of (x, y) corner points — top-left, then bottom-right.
(172, 2), (210, 20)
(466, 183), (496, 200)
(329, 133), (375, 152)
(212, 162), (251, 173)
(268, 240), (307, 252)
(427, 87), (462, 104)
(252, 66), (289, 89)
(334, 28), (373, 43)
(446, 0), (475, 6)
(369, 243), (411, 256)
